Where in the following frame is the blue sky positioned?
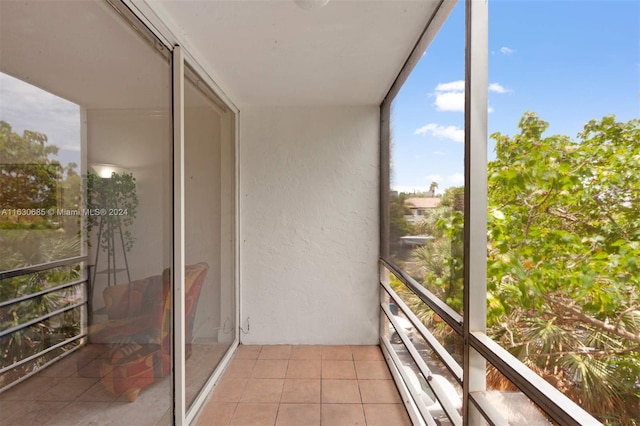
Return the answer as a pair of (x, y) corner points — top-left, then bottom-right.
(391, 0), (640, 194)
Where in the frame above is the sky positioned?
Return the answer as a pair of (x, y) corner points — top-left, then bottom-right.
(0, 72), (81, 168)
(1, 1), (638, 186)
(391, 0), (640, 194)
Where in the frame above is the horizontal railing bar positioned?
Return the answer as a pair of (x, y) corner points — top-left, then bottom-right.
(0, 301), (85, 338)
(0, 256), (87, 281)
(468, 392), (509, 426)
(380, 258), (463, 335)
(0, 335), (85, 391)
(382, 303), (463, 426)
(469, 332), (602, 426)
(380, 279), (463, 383)
(0, 332), (86, 377)
(380, 335), (436, 426)
(0, 278), (87, 309)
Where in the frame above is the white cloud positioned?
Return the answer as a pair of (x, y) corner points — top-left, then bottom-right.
(432, 80), (509, 113)
(500, 46), (514, 55)
(426, 174), (443, 183)
(433, 80), (465, 112)
(414, 123), (464, 143)
(488, 107), (495, 114)
(433, 150), (446, 156)
(435, 80), (465, 92)
(434, 91), (465, 112)
(489, 83), (508, 94)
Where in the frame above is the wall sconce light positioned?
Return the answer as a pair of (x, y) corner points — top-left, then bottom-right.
(90, 163), (127, 179)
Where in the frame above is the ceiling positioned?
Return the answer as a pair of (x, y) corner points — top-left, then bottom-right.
(146, 0), (442, 106)
(0, 0), (442, 109)
(0, 1), (171, 110)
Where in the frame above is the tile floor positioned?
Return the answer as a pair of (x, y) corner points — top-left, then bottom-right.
(195, 345), (411, 426)
(0, 342), (228, 425)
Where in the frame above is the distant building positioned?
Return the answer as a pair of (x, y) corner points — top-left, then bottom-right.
(404, 197), (441, 224)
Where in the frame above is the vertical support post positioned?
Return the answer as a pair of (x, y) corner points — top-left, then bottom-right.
(463, 0), (489, 423)
(172, 44), (186, 426)
(379, 102), (391, 260)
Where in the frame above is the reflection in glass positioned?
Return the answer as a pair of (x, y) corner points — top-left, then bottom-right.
(0, 0), (173, 423)
(184, 66), (236, 410)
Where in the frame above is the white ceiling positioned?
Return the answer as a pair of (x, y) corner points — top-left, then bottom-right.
(147, 0), (441, 106)
(0, 1), (171, 110)
(0, 0), (441, 109)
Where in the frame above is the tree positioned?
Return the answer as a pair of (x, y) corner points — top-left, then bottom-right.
(402, 113), (639, 424)
(0, 121), (62, 227)
(0, 121), (82, 388)
(389, 191), (415, 258)
(487, 112), (639, 423)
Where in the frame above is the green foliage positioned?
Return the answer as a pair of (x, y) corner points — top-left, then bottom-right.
(389, 192), (415, 255)
(0, 120), (83, 389)
(0, 121), (62, 229)
(484, 113), (640, 424)
(86, 171), (138, 252)
(406, 113), (639, 424)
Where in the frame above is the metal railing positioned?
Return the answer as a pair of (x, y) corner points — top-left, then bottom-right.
(0, 256), (88, 392)
(379, 258), (602, 426)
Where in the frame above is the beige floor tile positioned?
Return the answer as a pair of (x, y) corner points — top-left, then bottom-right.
(358, 380), (402, 404)
(76, 381), (120, 402)
(290, 345), (323, 360)
(259, 345), (292, 360)
(0, 401), (68, 426)
(354, 361), (392, 380)
(363, 404), (411, 426)
(196, 402), (237, 426)
(225, 358), (256, 378)
(350, 346), (384, 361)
(113, 378), (170, 404)
(321, 346), (353, 360)
(101, 397), (169, 425)
(240, 379), (284, 403)
(286, 359), (321, 379)
(0, 399), (27, 421)
(0, 376), (61, 401)
(156, 408), (173, 425)
(235, 345), (262, 360)
(321, 380), (361, 404)
(37, 377), (99, 402)
(229, 403), (279, 426)
(43, 401), (111, 425)
(251, 359), (289, 379)
(322, 360), (357, 379)
(321, 404), (366, 426)
(211, 377), (248, 402)
(276, 403), (321, 426)
(37, 354), (82, 378)
(281, 379), (321, 403)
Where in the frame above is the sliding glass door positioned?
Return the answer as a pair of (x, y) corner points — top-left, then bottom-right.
(183, 64), (237, 413)
(0, 1), (172, 423)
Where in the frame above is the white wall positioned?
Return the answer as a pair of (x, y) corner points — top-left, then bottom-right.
(240, 106), (379, 345)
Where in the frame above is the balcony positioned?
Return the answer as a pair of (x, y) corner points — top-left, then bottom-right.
(1, 0), (637, 424)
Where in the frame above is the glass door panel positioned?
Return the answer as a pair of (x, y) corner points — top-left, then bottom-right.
(0, 1), (173, 423)
(183, 65), (236, 410)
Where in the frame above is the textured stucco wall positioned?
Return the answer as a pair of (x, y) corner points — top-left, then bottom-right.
(240, 106), (379, 344)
